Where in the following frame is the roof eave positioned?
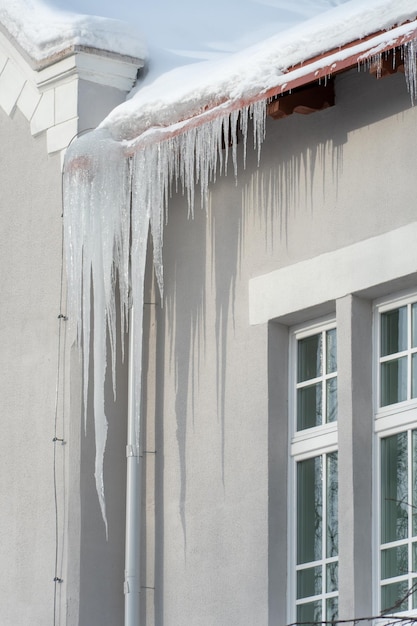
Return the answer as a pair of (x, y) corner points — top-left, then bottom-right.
(124, 17), (417, 154)
(271, 19), (417, 96)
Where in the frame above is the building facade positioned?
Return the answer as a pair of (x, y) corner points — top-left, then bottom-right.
(1, 6), (417, 626)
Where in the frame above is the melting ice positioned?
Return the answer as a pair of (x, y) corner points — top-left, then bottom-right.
(63, 102), (266, 532)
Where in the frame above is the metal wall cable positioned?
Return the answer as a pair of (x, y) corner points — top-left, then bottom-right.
(52, 176), (68, 626)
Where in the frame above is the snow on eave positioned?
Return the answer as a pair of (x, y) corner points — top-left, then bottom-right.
(0, 2), (146, 71)
(119, 18), (417, 153)
(101, 8), (417, 148)
(266, 20), (417, 100)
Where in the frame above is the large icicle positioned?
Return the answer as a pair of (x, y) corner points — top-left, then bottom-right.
(404, 39), (417, 104)
(64, 128), (131, 535)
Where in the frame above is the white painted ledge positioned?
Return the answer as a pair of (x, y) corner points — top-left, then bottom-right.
(249, 222), (417, 325)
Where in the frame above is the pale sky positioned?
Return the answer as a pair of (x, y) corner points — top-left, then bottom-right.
(43, 0), (351, 64)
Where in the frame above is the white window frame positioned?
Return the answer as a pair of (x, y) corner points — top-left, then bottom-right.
(288, 316), (339, 624)
(374, 290), (417, 616)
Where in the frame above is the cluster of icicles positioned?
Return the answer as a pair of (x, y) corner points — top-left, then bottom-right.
(365, 38), (417, 103)
(63, 101), (266, 533)
(63, 40), (417, 533)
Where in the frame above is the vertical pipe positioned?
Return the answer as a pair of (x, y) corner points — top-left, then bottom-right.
(125, 305), (141, 626)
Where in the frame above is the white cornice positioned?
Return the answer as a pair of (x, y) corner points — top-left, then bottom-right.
(35, 49), (142, 92)
(0, 27), (143, 157)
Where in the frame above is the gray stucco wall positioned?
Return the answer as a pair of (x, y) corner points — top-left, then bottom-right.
(0, 70), (134, 626)
(146, 67), (417, 625)
(0, 106), (63, 625)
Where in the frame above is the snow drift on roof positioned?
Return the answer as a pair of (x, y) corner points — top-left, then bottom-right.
(98, 0), (417, 143)
(0, 0), (145, 64)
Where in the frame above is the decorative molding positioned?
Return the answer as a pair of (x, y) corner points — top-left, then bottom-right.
(0, 27), (143, 157)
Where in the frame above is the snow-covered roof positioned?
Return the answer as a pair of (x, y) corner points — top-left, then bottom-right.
(99, 0), (417, 145)
(2, 0), (417, 140)
(0, 0), (145, 67)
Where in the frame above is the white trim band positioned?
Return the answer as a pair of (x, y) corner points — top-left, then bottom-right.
(249, 222), (417, 325)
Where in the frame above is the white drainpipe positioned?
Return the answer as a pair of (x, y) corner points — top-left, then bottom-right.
(124, 305), (141, 626)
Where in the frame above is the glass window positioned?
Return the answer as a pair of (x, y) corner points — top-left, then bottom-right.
(291, 319), (338, 625)
(296, 452), (338, 623)
(380, 429), (417, 613)
(377, 294), (417, 616)
(379, 302), (417, 408)
(296, 327), (338, 431)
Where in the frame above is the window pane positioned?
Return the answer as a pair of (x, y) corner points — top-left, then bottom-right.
(380, 357), (407, 406)
(381, 580), (409, 613)
(326, 597), (338, 623)
(297, 566), (322, 599)
(326, 329), (337, 374)
(327, 452), (338, 558)
(298, 334), (322, 382)
(413, 431), (417, 537)
(381, 307), (407, 356)
(412, 303), (417, 348)
(297, 457), (322, 564)
(326, 378), (337, 424)
(297, 601), (321, 626)
(381, 545), (408, 579)
(327, 562), (338, 593)
(381, 432), (408, 543)
(412, 353), (417, 400)
(297, 383), (322, 430)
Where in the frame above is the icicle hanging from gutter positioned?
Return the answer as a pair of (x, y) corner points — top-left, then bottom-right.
(404, 39), (417, 103)
(63, 103), (266, 530)
(63, 129), (131, 535)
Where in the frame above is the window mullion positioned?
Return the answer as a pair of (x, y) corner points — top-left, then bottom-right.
(380, 351), (409, 363)
(296, 376), (323, 389)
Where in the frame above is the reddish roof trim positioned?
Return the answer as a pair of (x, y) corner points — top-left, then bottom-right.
(270, 22), (417, 95)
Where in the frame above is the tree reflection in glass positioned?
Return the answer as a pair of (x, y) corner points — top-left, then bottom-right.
(297, 456), (323, 565)
(297, 328), (337, 430)
(297, 452), (338, 623)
